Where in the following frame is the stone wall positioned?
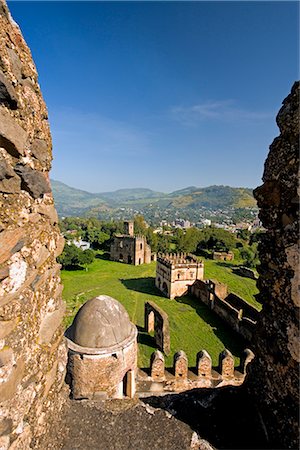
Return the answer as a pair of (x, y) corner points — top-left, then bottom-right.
(0, 2), (66, 448)
(248, 81), (299, 449)
(190, 279), (258, 341)
(136, 347), (254, 396)
(144, 301), (170, 355)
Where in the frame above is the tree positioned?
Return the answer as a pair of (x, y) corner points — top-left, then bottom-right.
(240, 247), (258, 268)
(134, 215), (147, 235)
(237, 229), (251, 242)
(78, 249), (95, 270)
(58, 244), (94, 270)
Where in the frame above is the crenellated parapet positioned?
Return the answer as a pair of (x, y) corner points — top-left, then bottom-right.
(136, 348), (255, 396)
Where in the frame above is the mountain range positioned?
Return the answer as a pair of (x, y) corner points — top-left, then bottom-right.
(51, 179), (256, 217)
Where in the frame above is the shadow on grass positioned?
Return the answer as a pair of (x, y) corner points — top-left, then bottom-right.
(120, 277), (163, 297)
(138, 331), (156, 347)
(95, 252), (110, 260)
(63, 264), (85, 271)
(175, 295), (247, 356)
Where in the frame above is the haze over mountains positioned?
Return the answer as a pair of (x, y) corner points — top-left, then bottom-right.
(51, 179), (256, 217)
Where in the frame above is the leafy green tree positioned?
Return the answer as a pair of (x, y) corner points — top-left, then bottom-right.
(78, 249), (95, 270)
(145, 228), (158, 252)
(237, 229), (251, 241)
(58, 244), (94, 270)
(240, 247), (258, 268)
(134, 215), (147, 235)
(157, 234), (172, 253)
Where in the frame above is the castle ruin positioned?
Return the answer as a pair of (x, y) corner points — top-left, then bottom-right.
(155, 253), (204, 299)
(110, 220), (155, 265)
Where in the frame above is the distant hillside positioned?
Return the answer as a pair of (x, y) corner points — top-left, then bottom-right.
(51, 179), (256, 217)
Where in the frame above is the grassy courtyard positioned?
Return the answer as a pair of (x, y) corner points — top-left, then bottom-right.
(61, 254), (259, 367)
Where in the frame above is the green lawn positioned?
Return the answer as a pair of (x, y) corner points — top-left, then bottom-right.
(202, 258), (261, 310)
(61, 255), (259, 367)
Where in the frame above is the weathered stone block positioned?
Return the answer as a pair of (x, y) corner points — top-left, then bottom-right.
(0, 318), (17, 339)
(219, 349), (234, 379)
(0, 109), (27, 157)
(30, 138), (51, 166)
(0, 357), (24, 402)
(150, 350), (165, 381)
(0, 418), (12, 437)
(43, 361), (58, 398)
(197, 350), (212, 378)
(0, 266), (9, 281)
(35, 204), (58, 225)
(0, 70), (18, 109)
(0, 228), (26, 264)
(14, 164), (51, 199)
(0, 347), (13, 367)
(174, 351), (188, 380)
(39, 301), (65, 344)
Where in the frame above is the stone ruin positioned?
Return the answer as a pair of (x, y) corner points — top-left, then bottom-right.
(0, 1), (298, 447)
(248, 80), (299, 449)
(110, 220), (155, 265)
(0, 2), (66, 448)
(190, 278), (259, 341)
(212, 251), (234, 261)
(144, 301), (170, 355)
(65, 295), (137, 400)
(136, 347), (254, 395)
(155, 252), (204, 298)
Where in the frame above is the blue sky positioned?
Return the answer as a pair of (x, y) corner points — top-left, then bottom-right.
(8, 1), (299, 193)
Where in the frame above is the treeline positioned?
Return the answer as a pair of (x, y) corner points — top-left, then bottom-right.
(58, 215), (262, 269)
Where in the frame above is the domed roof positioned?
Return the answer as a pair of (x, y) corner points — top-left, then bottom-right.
(68, 295), (134, 349)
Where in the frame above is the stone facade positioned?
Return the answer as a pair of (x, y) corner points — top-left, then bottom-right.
(0, 2), (66, 448)
(156, 253), (204, 299)
(144, 301), (170, 355)
(212, 251), (234, 261)
(137, 347), (254, 396)
(248, 81), (300, 449)
(65, 296), (138, 399)
(110, 221), (154, 265)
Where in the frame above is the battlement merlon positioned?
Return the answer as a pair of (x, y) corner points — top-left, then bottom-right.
(157, 252), (203, 268)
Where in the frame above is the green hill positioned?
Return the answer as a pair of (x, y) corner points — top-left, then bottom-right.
(51, 179), (256, 217)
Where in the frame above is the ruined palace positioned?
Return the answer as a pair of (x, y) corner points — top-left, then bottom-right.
(110, 220), (155, 265)
(155, 253), (204, 298)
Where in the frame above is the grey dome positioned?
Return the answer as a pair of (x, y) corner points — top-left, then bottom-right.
(69, 295), (133, 349)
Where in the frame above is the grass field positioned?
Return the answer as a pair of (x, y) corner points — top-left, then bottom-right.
(61, 254), (259, 367)
(203, 258), (261, 310)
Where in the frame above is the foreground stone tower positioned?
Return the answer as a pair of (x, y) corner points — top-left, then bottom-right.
(65, 295), (137, 400)
(249, 81), (299, 449)
(0, 2), (66, 448)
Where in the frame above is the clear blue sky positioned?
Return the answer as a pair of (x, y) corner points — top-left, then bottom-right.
(8, 1), (299, 193)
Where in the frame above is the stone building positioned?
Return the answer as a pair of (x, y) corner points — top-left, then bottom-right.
(65, 295), (137, 399)
(156, 253), (204, 299)
(212, 251), (234, 261)
(110, 220), (155, 265)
